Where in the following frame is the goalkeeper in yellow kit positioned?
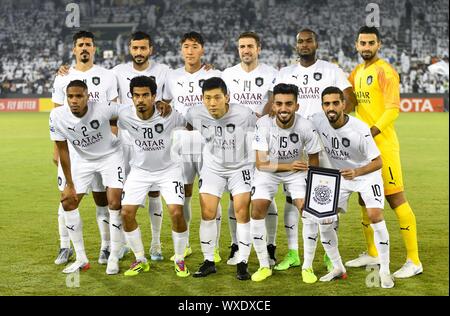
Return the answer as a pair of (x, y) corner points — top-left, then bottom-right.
(346, 26), (422, 278)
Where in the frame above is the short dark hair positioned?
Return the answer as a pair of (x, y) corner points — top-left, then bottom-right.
(201, 77), (228, 95)
(181, 31), (204, 46)
(66, 80), (88, 92)
(297, 28), (318, 42)
(238, 31), (261, 47)
(73, 30), (95, 46)
(273, 83), (298, 103)
(357, 26), (381, 42)
(130, 76), (157, 95)
(321, 86), (344, 102)
(129, 31), (153, 46)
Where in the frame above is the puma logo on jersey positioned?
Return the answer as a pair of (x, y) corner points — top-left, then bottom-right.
(253, 235), (264, 240)
(321, 240), (332, 245)
(201, 240), (212, 245)
(68, 126), (76, 132)
(131, 125), (139, 131)
(361, 222), (370, 228)
(177, 82), (183, 87)
(375, 198), (382, 203)
(233, 79), (240, 85)
(292, 75), (298, 79)
(322, 132), (329, 139)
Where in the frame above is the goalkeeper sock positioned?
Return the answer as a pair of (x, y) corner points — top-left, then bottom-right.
(394, 202), (420, 265)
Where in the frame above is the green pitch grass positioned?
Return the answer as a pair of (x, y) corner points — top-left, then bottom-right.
(0, 112), (447, 296)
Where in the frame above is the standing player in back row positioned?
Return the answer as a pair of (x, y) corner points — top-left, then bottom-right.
(113, 31), (171, 261)
(346, 26), (422, 278)
(264, 28), (357, 272)
(52, 30), (119, 266)
(222, 31), (279, 266)
(162, 32), (223, 262)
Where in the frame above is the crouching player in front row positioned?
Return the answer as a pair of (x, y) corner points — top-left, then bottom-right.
(309, 86), (394, 288)
(118, 76), (190, 277)
(250, 83), (324, 282)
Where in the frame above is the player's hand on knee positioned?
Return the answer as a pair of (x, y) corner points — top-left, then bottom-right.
(61, 185), (78, 208)
(57, 64), (70, 76)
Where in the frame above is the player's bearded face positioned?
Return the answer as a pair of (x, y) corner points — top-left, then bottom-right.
(322, 94), (345, 124)
(238, 38), (260, 65)
(130, 40), (152, 65)
(67, 87), (88, 117)
(296, 32), (317, 58)
(132, 87), (154, 114)
(356, 34), (380, 61)
(74, 38), (95, 64)
(273, 95), (298, 125)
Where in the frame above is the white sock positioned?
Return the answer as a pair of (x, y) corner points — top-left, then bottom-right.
(96, 206), (110, 250)
(302, 217), (318, 269)
(215, 203), (222, 248)
(236, 222), (251, 263)
(63, 209), (88, 262)
(58, 203), (70, 249)
(148, 196), (163, 247)
(265, 200), (278, 246)
(124, 227), (146, 262)
(371, 220), (390, 274)
(228, 202), (238, 245)
(199, 219), (216, 262)
(172, 230), (188, 262)
(109, 209), (124, 260)
(284, 202), (299, 250)
(251, 218), (269, 268)
(183, 196), (192, 247)
(319, 222), (344, 271)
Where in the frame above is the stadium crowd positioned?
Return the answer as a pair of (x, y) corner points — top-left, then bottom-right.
(0, 0), (448, 95)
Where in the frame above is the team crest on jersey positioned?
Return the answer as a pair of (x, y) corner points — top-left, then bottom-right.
(313, 72), (322, 81)
(226, 124), (235, 133)
(367, 75), (373, 85)
(289, 133), (299, 143)
(92, 76), (100, 86)
(199, 79), (205, 88)
(90, 120), (100, 129)
(155, 123), (164, 134)
(255, 77), (264, 87)
(342, 137), (350, 147)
